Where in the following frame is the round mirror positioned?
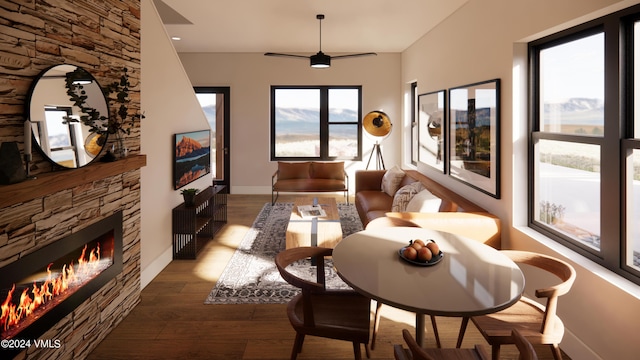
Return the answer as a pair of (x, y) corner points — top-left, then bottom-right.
(26, 64), (109, 168)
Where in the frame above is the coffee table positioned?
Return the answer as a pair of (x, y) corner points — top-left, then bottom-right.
(285, 196), (342, 249)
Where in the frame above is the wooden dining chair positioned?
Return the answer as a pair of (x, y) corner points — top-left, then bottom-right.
(364, 217), (442, 349)
(275, 246), (371, 360)
(395, 328), (537, 360)
(456, 250), (576, 360)
(394, 328), (490, 360)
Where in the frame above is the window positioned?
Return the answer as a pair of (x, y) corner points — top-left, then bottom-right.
(626, 18), (640, 273)
(529, 5), (640, 284)
(270, 86), (362, 161)
(44, 106), (81, 167)
(194, 86), (230, 185)
(411, 82), (418, 165)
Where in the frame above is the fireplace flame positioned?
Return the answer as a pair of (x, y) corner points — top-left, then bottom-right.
(1, 244), (103, 335)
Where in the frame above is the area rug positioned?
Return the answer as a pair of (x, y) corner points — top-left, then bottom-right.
(204, 202), (363, 304)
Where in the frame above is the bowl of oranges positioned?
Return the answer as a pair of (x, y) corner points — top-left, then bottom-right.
(398, 239), (443, 266)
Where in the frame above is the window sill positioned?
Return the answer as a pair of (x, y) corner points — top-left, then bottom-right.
(514, 226), (640, 299)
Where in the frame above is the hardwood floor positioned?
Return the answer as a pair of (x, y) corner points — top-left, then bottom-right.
(87, 194), (570, 360)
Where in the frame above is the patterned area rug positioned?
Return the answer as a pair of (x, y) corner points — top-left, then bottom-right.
(204, 202), (363, 304)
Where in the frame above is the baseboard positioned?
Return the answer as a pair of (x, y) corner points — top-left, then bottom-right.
(562, 328), (603, 360)
(231, 185), (271, 194)
(140, 246), (173, 289)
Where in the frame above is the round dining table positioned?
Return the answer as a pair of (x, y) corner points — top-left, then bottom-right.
(332, 227), (525, 347)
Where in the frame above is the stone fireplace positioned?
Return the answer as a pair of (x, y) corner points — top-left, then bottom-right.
(0, 1), (143, 358)
(1, 211), (123, 359)
(0, 156), (145, 359)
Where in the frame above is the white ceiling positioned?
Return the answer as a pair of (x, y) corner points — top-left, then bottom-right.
(156, 0), (468, 54)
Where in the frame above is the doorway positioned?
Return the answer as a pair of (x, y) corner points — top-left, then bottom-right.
(194, 87), (230, 190)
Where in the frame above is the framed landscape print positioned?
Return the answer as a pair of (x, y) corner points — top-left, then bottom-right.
(173, 129), (211, 190)
(418, 90), (446, 172)
(448, 79), (500, 198)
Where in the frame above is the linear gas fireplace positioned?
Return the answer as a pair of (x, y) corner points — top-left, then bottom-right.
(0, 211), (123, 358)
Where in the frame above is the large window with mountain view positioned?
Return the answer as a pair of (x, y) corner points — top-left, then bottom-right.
(270, 86), (362, 161)
(529, 5), (640, 284)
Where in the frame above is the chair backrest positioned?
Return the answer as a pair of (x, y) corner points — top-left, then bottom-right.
(501, 250), (576, 335)
(275, 246), (332, 292)
(275, 246), (334, 327)
(400, 328), (536, 360)
(401, 329), (434, 360)
(512, 329), (539, 360)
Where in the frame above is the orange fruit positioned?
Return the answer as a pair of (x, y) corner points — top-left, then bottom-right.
(413, 239), (426, 247)
(403, 247), (418, 260)
(426, 241), (440, 256)
(417, 247), (432, 262)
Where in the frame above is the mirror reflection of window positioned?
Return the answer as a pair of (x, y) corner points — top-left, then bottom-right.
(44, 108), (72, 147)
(44, 106), (84, 168)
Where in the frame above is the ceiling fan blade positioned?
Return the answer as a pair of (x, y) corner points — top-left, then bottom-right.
(264, 52), (309, 59)
(331, 52), (377, 59)
(266, 15), (376, 68)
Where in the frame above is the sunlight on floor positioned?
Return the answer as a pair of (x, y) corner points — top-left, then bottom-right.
(373, 302), (416, 328)
(193, 224), (250, 282)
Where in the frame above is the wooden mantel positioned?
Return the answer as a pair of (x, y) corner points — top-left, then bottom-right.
(0, 154), (146, 208)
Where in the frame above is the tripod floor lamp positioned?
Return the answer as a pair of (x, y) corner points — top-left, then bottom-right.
(363, 110), (392, 170)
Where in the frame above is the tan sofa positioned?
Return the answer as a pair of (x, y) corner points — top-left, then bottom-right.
(271, 161), (348, 204)
(355, 168), (501, 249)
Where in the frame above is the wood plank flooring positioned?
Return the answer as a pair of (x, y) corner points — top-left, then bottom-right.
(87, 194), (571, 360)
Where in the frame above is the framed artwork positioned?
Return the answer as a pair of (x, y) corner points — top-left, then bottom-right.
(174, 129), (211, 190)
(418, 90), (446, 172)
(448, 79), (500, 198)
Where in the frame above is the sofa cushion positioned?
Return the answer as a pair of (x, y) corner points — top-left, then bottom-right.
(273, 178), (345, 192)
(278, 162), (311, 180)
(381, 165), (405, 196)
(405, 189), (442, 212)
(385, 212), (501, 249)
(311, 162), (344, 180)
(356, 191), (394, 213)
(392, 182), (425, 212)
(365, 210), (389, 225)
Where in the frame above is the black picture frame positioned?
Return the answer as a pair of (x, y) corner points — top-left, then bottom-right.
(417, 90), (447, 173)
(448, 79), (500, 198)
(173, 129), (211, 190)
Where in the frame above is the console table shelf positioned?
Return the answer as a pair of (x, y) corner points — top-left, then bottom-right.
(172, 185), (227, 259)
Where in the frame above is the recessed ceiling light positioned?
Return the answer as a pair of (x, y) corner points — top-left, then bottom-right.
(171, 36), (181, 41)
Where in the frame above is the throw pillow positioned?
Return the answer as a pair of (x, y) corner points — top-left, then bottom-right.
(405, 189), (442, 212)
(381, 166), (405, 196)
(392, 182), (425, 212)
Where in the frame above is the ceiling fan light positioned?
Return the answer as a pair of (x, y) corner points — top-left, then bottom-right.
(310, 52), (330, 68)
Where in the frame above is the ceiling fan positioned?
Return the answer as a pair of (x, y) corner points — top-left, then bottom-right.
(264, 14), (377, 68)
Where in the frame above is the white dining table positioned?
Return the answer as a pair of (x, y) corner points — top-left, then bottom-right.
(332, 227), (525, 347)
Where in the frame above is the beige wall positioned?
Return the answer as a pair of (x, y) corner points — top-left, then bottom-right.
(401, 0), (640, 359)
(178, 52), (402, 193)
(140, 0), (211, 287)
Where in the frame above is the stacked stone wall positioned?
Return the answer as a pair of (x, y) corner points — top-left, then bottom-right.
(0, 1), (142, 359)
